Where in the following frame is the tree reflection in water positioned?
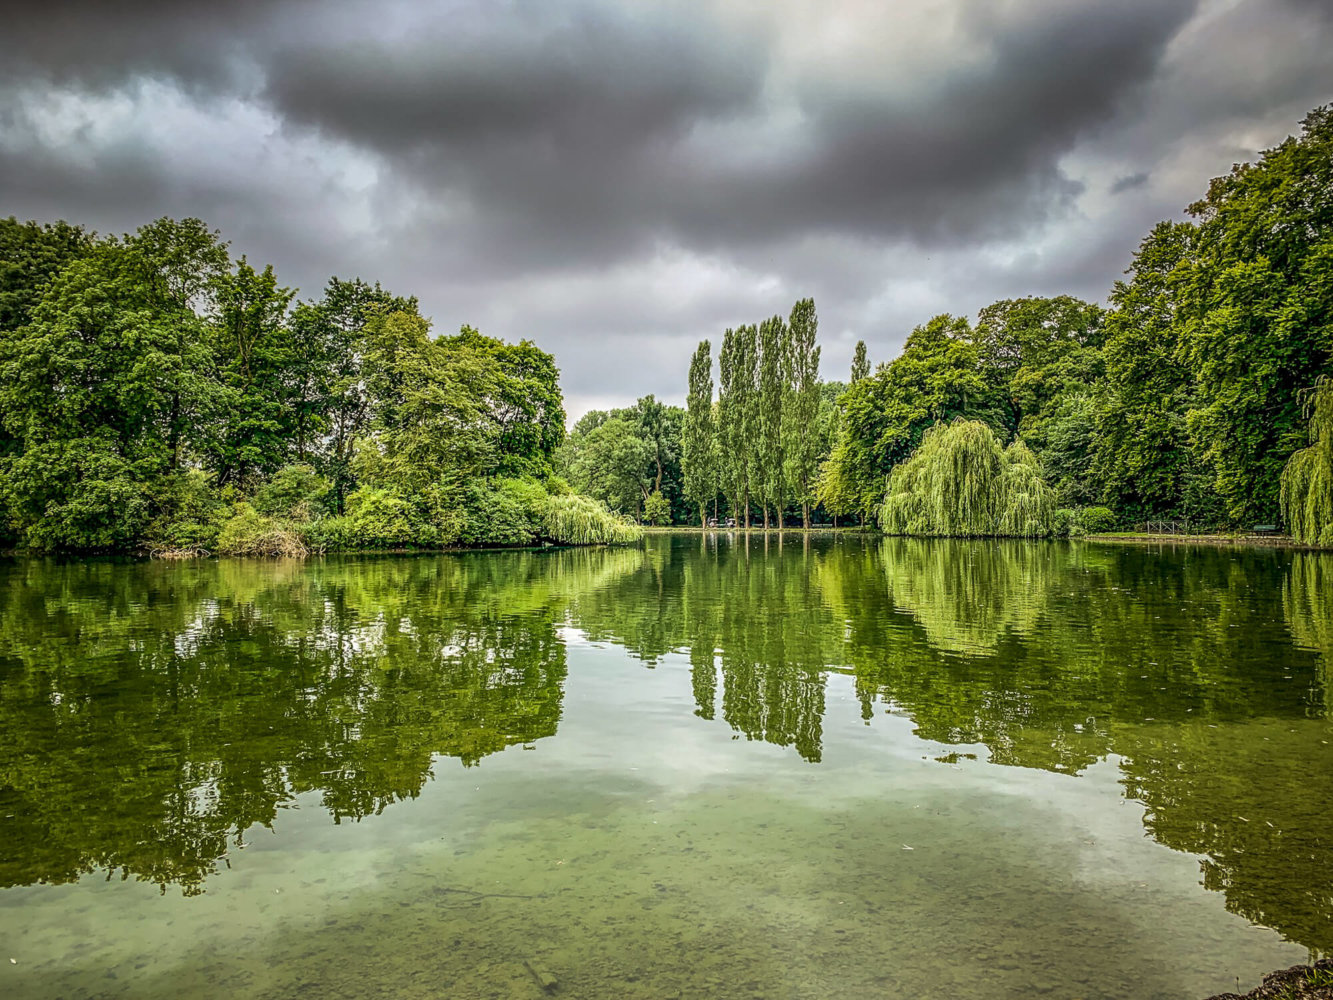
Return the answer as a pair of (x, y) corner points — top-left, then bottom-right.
(0, 538), (1329, 953)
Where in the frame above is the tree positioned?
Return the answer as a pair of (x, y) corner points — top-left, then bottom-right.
(880, 419), (1055, 537)
(783, 298), (822, 528)
(682, 340), (717, 527)
(819, 314), (988, 524)
(565, 414), (653, 515)
(644, 489), (671, 526)
(1176, 106), (1333, 524)
(1281, 378), (1333, 545)
(850, 340), (869, 384)
(1092, 222), (1220, 524)
(0, 223), (230, 550)
(718, 325), (759, 528)
(756, 314), (787, 528)
(203, 258), (296, 488)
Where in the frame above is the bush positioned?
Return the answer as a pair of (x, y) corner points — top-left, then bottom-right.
(215, 502), (308, 557)
(644, 490), (671, 526)
(256, 464), (331, 519)
(1079, 506), (1117, 534)
(1056, 506), (1118, 537)
(343, 487), (421, 548)
(458, 478), (546, 546)
(146, 468), (227, 554)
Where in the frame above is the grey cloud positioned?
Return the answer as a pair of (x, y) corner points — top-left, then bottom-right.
(262, 0), (1198, 265)
(1110, 172), (1150, 194)
(2, 0), (1331, 420)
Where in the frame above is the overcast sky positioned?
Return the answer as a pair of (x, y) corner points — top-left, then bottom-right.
(3, 0), (1331, 419)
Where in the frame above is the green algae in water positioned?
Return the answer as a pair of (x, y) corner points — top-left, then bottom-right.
(0, 538), (1330, 999)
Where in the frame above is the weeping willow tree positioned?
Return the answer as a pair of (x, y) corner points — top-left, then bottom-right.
(542, 494), (643, 545)
(880, 419), (1055, 537)
(1281, 378), (1333, 546)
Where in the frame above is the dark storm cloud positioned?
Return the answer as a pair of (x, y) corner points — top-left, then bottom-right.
(0, 0), (284, 89)
(261, 0), (1198, 263)
(3, 0), (1332, 417)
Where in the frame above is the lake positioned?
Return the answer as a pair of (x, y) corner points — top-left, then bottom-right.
(1, 535), (1330, 999)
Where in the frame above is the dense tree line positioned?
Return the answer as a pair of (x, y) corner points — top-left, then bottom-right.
(0, 218), (638, 553)
(676, 106), (1333, 541)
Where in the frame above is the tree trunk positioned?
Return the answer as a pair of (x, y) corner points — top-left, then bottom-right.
(742, 490), (750, 529)
(763, 506), (769, 530)
(803, 503), (810, 530)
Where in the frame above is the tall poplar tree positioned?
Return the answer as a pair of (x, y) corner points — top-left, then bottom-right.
(718, 328), (744, 524)
(683, 340), (717, 527)
(851, 340), (869, 383)
(784, 298), (822, 529)
(757, 314), (787, 528)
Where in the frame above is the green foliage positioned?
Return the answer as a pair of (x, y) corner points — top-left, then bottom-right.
(1281, 378), (1333, 545)
(542, 493), (643, 545)
(850, 340), (869, 384)
(881, 420), (1055, 537)
(215, 502), (308, 557)
(682, 340), (718, 525)
(644, 489), (671, 526)
(783, 298), (822, 527)
(255, 464), (331, 520)
(1055, 506), (1118, 537)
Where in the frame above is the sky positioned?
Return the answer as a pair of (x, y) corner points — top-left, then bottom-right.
(3, 0), (1331, 420)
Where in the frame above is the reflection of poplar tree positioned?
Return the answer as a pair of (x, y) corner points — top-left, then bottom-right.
(682, 340), (717, 527)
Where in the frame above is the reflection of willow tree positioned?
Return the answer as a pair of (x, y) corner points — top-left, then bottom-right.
(1285, 551), (1333, 713)
(0, 550), (649, 894)
(879, 538), (1050, 655)
(842, 538), (1333, 953)
(842, 539), (1328, 773)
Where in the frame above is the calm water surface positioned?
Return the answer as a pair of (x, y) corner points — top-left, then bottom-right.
(1, 535), (1330, 999)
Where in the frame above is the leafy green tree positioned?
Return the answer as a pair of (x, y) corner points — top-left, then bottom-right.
(1281, 378), (1333, 545)
(0, 218), (90, 332)
(1176, 106), (1333, 524)
(203, 258), (296, 488)
(644, 489), (671, 526)
(0, 224), (226, 550)
(682, 340), (718, 527)
(718, 325), (759, 527)
(971, 295), (1104, 446)
(1092, 222), (1220, 524)
(850, 339), (869, 384)
(757, 314), (787, 527)
(783, 298), (822, 528)
(564, 413), (654, 516)
(819, 314), (988, 524)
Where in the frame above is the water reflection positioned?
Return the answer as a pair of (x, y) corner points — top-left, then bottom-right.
(0, 538), (1330, 954)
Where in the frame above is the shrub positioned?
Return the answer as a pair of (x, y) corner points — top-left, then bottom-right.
(256, 464), (331, 520)
(458, 478), (546, 546)
(1079, 506), (1117, 534)
(644, 489), (671, 526)
(146, 469), (227, 554)
(343, 487), (420, 548)
(215, 502), (308, 557)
